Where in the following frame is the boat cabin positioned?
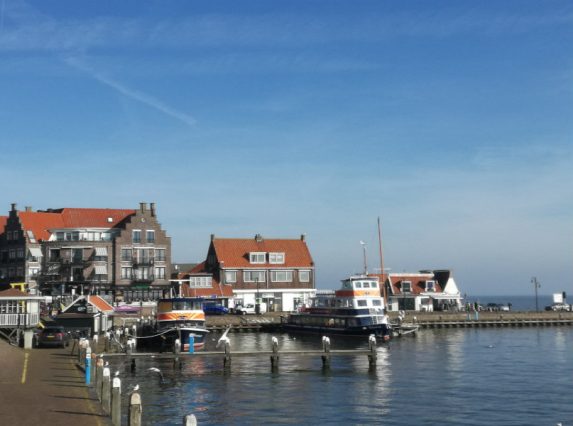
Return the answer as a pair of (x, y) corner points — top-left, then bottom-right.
(312, 276), (384, 310)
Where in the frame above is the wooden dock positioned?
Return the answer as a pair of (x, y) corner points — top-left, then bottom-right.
(407, 311), (573, 329)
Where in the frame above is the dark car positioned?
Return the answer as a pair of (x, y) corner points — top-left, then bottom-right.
(203, 304), (229, 315)
(36, 326), (69, 348)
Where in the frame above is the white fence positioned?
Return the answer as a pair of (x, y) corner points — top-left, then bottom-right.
(0, 313), (40, 328)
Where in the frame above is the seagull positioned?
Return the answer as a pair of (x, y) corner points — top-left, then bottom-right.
(148, 367), (164, 383)
(105, 361), (109, 367)
(129, 384), (139, 394)
(114, 370), (120, 377)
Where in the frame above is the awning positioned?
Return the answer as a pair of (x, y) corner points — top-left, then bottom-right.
(95, 247), (108, 256)
(94, 265), (108, 275)
(29, 247), (43, 257)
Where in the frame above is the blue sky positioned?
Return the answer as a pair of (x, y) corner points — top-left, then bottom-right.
(1, 0), (572, 295)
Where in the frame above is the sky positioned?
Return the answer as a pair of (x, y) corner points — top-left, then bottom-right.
(0, 0), (572, 296)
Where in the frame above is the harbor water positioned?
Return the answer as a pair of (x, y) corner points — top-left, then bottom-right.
(115, 326), (573, 425)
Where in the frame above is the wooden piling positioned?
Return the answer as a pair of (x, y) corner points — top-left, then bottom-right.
(102, 367), (111, 415)
(96, 357), (104, 400)
(90, 353), (97, 385)
(321, 336), (331, 369)
(129, 392), (143, 426)
(111, 377), (121, 426)
(270, 336), (279, 371)
(368, 335), (377, 369)
(224, 340), (231, 369)
(183, 414), (198, 425)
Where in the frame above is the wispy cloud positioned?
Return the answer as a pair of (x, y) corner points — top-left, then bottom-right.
(64, 56), (196, 127)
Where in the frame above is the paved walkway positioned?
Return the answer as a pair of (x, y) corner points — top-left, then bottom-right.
(0, 340), (110, 426)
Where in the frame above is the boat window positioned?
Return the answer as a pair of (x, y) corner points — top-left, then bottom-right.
(357, 300), (367, 307)
(372, 299), (382, 306)
(371, 281), (378, 289)
(342, 281), (352, 289)
(355, 282), (362, 289)
(363, 282), (370, 288)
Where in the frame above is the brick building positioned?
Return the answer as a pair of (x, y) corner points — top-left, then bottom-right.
(0, 203), (171, 302)
(182, 234), (316, 312)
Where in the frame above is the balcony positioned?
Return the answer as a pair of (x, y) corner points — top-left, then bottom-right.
(132, 275), (155, 283)
(133, 259), (154, 267)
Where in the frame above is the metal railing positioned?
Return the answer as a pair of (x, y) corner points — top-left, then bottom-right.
(0, 313), (40, 327)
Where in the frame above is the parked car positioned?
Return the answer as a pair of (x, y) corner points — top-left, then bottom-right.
(203, 303), (229, 315)
(545, 303), (571, 312)
(36, 326), (69, 348)
(234, 304), (257, 315)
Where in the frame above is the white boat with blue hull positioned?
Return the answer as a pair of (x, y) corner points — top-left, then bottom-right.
(283, 275), (393, 340)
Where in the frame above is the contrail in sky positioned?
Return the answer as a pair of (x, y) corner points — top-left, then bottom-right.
(64, 56), (197, 127)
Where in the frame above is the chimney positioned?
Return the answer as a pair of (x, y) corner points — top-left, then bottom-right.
(25, 206), (32, 212)
(210, 234), (215, 241)
(139, 202), (146, 213)
(301, 234), (306, 241)
(255, 234), (263, 243)
(150, 202), (156, 217)
(11, 203), (17, 211)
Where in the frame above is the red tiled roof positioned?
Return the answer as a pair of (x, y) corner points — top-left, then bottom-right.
(88, 295), (114, 312)
(386, 273), (443, 295)
(0, 216), (7, 236)
(212, 237), (314, 268)
(17, 208), (136, 241)
(18, 211), (64, 241)
(59, 208), (135, 228)
(0, 288), (29, 297)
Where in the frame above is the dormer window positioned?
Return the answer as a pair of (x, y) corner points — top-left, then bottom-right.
(425, 280), (436, 292)
(269, 252), (285, 264)
(249, 252), (266, 264)
(401, 281), (412, 293)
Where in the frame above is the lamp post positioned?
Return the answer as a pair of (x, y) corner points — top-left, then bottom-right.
(531, 277), (540, 312)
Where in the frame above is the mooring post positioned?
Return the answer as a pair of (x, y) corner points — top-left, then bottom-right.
(224, 339), (232, 369)
(183, 414), (198, 425)
(96, 357), (104, 400)
(90, 352), (97, 385)
(129, 392), (142, 426)
(368, 334), (377, 369)
(270, 336), (279, 371)
(132, 325), (138, 349)
(111, 377), (122, 426)
(78, 338), (85, 363)
(174, 338), (181, 367)
(85, 346), (92, 385)
(102, 367), (111, 414)
(321, 336), (331, 369)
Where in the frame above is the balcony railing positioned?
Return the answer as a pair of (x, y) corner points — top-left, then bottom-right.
(0, 313), (40, 328)
(133, 259), (154, 266)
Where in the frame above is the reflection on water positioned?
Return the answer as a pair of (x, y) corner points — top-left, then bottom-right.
(112, 328), (573, 425)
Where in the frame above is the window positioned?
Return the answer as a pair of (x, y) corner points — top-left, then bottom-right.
(12, 231), (18, 240)
(271, 270), (293, 282)
(355, 282), (362, 289)
(249, 252), (266, 264)
(244, 270), (266, 282)
(16, 266), (24, 277)
(146, 230), (155, 242)
(9, 249), (16, 260)
(154, 267), (166, 279)
(121, 248), (132, 261)
(357, 300), (367, 307)
(132, 230), (141, 243)
(425, 280), (436, 292)
(121, 267), (132, 279)
(402, 281), (412, 292)
(17, 248), (24, 259)
(225, 270), (237, 283)
(299, 270), (311, 282)
(269, 252), (285, 264)
(362, 281), (371, 288)
(189, 276), (212, 288)
(372, 299), (382, 306)
(72, 248), (83, 262)
(49, 249), (60, 262)
(155, 249), (166, 261)
(27, 230), (36, 243)
(6, 231), (12, 241)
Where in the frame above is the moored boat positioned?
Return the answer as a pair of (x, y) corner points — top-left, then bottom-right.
(282, 275), (392, 340)
(140, 297), (209, 351)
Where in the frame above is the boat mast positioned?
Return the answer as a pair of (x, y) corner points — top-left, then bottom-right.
(377, 217), (388, 308)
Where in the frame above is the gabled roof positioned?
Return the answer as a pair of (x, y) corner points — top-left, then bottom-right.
(87, 295), (114, 312)
(179, 262), (233, 298)
(58, 208), (135, 228)
(386, 273), (443, 295)
(0, 215), (7, 236)
(18, 211), (63, 241)
(16, 208), (136, 241)
(212, 236), (314, 268)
